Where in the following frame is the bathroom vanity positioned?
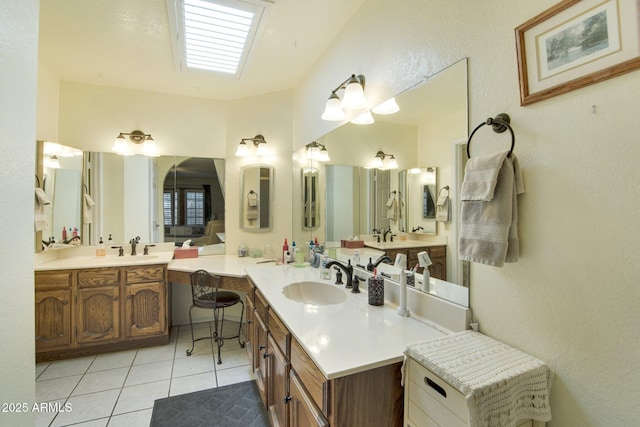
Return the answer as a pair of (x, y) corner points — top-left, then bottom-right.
(34, 252), (173, 362)
(243, 264), (458, 427)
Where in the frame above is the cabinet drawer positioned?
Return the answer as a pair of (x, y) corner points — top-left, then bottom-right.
(35, 271), (73, 291)
(427, 246), (446, 258)
(408, 358), (467, 424)
(268, 309), (290, 357)
(291, 338), (325, 411)
(77, 268), (121, 288)
(255, 290), (269, 323)
(125, 265), (165, 283)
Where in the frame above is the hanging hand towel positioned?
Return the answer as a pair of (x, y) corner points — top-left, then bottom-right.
(436, 189), (450, 222)
(34, 188), (51, 231)
(246, 191), (259, 221)
(83, 193), (96, 224)
(386, 196), (397, 220)
(458, 151), (524, 267)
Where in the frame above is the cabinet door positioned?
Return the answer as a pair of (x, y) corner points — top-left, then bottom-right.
(268, 335), (289, 427)
(289, 371), (328, 427)
(76, 286), (120, 344)
(254, 314), (269, 407)
(35, 289), (72, 350)
(124, 281), (166, 337)
(246, 296), (256, 370)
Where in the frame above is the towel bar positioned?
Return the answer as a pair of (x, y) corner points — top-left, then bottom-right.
(466, 113), (515, 158)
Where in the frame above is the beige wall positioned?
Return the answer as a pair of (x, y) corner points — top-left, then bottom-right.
(294, 0), (640, 425)
(7, 0), (639, 425)
(0, 0), (38, 425)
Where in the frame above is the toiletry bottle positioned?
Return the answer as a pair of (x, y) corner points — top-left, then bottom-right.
(96, 237), (106, 257)
(282, 238), (289, 263)
(353, 250), (361, 266)
(367, 257), (374, 272)
(62, 226), (67, 241)
(73, 227), (78, 237)
(308, 240), (315, 262)
(108, 234), (113, 245)
(320, 252), (331, 280)
(290, 241), (297, 262)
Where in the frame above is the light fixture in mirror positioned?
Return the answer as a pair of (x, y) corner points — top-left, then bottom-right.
(305, 141), (330, 162)
(240, 164), (273, 232)
(372, 97), (400, 115)
(321, 74), (368, 121)
(351, 110), (375, 125)
(372, 151), (398, 170)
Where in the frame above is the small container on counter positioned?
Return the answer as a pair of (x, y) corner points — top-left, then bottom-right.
(368, 272), (384, 306)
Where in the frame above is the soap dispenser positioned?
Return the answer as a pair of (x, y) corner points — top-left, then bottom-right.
(96, 237), (106, 257)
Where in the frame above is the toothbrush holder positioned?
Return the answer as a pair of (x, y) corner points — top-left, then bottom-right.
(368, 277), (384, 306)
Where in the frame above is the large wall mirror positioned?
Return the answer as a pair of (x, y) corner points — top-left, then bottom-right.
(35, 147), (225, 250)
(292, 58), (469, 307)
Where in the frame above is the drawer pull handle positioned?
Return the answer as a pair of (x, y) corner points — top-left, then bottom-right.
(425, 377), (447, 398)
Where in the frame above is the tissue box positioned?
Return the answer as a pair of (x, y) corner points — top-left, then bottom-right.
(174, 247), (198, 259)
(341, 240), (364, 248)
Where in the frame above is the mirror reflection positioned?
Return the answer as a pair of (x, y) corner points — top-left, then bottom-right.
(406, 167), (437, 234)
(240, 165), (273, 232)
(301, 167), (320, 230)
(292, 58), (469, 307)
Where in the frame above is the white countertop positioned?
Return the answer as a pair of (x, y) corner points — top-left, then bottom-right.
(244, 264), (447, 380)
(169, 254), (273, 277)
(34, 251), (175, 270)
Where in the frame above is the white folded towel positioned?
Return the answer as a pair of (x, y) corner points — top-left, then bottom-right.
(458, 151), (524, 266)
(83, 193), (95, 224)
(34, 188), (51, 231)
(387, 197), (397, 220)
(436, 190), (449, 222)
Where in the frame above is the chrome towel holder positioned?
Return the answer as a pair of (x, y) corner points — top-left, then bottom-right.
(466, 113), (515, 158)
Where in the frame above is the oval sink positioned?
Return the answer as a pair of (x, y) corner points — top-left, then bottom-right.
(282, 281), (347, 305)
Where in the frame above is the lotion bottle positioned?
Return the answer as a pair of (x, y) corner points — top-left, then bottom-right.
(96, 237), (106, 257)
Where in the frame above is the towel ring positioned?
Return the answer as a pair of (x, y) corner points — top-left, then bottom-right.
(247, 190), (258, 200)
(466, 113), (515, 159)
(438, 186), (450, 196)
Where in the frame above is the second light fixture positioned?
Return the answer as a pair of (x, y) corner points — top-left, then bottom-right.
(321, 74), (369, 121)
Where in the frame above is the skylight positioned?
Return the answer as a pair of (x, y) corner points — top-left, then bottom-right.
(168, 0), (270, 78)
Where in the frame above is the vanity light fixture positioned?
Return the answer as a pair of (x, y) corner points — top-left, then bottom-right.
(351, 110), (375, 125)
(372, 97), (400, 115)
(112, 130), (159, 157)
(321, 74), (369, 121)
(235, 134), (270, 157)
(374, 150), (399, 170)
(305, 141), (330, 162)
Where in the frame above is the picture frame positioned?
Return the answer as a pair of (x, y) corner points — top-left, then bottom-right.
(515, 0), (640, 106)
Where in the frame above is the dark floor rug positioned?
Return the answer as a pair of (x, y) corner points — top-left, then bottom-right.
(150, 381), (269, 427)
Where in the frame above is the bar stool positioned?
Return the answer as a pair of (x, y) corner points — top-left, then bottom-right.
(187, 269), (245, 364)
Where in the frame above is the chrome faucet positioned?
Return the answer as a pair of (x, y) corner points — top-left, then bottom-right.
(325, 260), (354, 289)
(129, 236), (140, 256)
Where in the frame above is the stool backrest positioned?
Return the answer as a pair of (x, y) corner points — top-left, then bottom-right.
(190, 269), (221, 303)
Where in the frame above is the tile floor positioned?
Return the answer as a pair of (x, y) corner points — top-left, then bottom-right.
(35, 321), (252, 427)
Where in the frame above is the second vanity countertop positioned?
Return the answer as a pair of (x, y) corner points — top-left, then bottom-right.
(244, 264), (447, 380)
(34, 251), (176, 270)
(364, 239), (446, 250)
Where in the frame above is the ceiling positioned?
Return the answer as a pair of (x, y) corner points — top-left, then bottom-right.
(39, 0), (366, 101)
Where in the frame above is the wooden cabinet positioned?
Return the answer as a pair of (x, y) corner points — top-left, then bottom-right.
(386, 245), (447, 280)
(289, 371), (328, 427)
(35, 271), (73, 351)
(35, 264), (169, 362)
(123, 265), (166, 337)
(76, 268), (120, 344)
(246, 279), (400, 427)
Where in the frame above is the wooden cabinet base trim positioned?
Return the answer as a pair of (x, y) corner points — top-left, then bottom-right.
(36, 333), (169, 363)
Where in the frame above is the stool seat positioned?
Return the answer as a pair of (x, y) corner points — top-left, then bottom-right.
(187, 270), (245, 363)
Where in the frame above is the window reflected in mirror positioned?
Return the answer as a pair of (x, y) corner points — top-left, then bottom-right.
(302, 167), (319, 230)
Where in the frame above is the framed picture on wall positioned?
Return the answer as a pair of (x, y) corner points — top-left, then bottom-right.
(516, 0), (640, 106)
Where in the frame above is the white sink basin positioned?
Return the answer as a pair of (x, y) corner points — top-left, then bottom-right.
(282, 281), (347, 305)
